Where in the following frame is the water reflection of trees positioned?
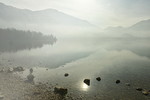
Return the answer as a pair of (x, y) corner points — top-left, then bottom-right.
(0, 28), (57, 52)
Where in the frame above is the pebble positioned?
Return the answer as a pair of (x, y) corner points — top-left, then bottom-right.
(83, 79), (90, 86)
(136, 87), (143, 91)
(64, 73), (69, 77)
(116, 80), (120, 84)
(96, 77), (101, 81)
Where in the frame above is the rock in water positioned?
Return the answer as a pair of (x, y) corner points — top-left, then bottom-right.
(64, 73), (69, 77)
(116, 80), (120, 84)
(96, 77), (101, 81)
(84, 79), (90, 86)
(142, 90), (149, 95)
(13, 66), (24, 71)
(136, 87), (143, 91)
(27, 74), (35, 82)
(54, 87), (68, 95)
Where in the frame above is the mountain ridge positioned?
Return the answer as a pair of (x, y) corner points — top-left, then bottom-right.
(0, 2), (94, 27)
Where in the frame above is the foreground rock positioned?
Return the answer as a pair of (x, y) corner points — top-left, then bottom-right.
(54, 87), (68, 95)
(0, 72), (65, 100)
(84, 79), (90, 86)
(96, 77), (101, 81)
(64, 73), (69, 77)
(13, 66), (24, 72)
(136, 87), (143, 91)
(27, 74), (35, 83)
(116, 80), (120, 84)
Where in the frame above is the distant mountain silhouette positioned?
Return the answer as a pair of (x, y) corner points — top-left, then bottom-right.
(0, 2), (97, 37)
(0, 2), (93, 26)
(129, 19), (150, 31)
(103, 19), (150, 38)
(0, 28), (57, 52)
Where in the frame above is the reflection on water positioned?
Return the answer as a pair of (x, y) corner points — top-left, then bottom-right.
(81, 83), (89, 91)
(1, 38), (150, 99)
(0, 28), (57, 52)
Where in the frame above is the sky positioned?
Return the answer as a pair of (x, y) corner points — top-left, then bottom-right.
(0, 0), (150, 28)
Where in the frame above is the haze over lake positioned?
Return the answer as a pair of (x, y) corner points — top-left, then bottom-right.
(0, 1), (150, 100)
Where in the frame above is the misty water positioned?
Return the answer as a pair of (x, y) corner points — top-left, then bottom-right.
(0, 38), (150, 100)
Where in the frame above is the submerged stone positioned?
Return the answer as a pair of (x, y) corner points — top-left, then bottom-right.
(116, 80), (120, 84)
(54, 87), (68, 95)
(84, 79), (90, 86)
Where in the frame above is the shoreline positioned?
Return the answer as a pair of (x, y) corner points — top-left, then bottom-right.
(0, 68), (70, 100)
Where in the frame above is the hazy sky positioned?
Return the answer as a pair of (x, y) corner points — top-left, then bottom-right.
(0, 0), (150, 28)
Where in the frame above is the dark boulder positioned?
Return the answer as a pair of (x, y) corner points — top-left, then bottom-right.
(96, 77), (101, 81)
(136, 87), (143, 91)
(64, 73), (69, 77)
(116, 80), (120, 84)
(84, 79), (90, 86)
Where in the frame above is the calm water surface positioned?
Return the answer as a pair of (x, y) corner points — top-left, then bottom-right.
(0, 38), (150, 100)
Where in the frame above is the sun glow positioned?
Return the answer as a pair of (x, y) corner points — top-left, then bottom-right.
(70, 0), (98, 13)
(82, 83), (89, 91)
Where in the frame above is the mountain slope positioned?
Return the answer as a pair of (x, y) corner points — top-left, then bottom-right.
(0, 2), (99, 37)
(0, 2), (94, 27)
(129, 19), (150, 31)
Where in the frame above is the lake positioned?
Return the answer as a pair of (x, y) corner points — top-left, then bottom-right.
(0, 38), (150, 100)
